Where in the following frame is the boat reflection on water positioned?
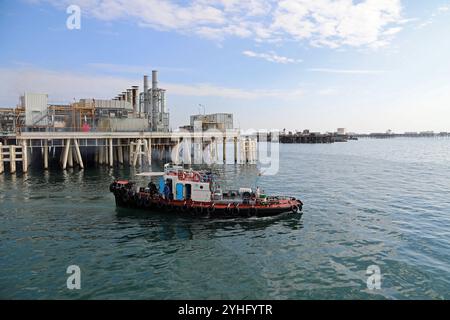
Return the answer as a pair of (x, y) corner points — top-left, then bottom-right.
(114, 206), (304, 242)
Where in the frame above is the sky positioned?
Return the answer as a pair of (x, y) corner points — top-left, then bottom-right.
(0, 0), (450, 133)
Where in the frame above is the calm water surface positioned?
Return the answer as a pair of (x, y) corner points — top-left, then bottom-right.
(0, 138), (449, 299)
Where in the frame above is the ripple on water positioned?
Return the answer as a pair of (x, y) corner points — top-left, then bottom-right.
(0, 139), (449, 299)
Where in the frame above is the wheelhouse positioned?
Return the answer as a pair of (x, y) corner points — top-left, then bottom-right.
(159, 164), (213, 202)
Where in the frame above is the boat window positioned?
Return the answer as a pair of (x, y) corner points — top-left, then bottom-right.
(185, 184), (192, 200)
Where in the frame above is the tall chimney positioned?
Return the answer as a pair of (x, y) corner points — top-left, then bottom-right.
(126, 89), (132, 103)
(143, 75), (149, 114)
(152, 70), (158, 90)
(131, 86), (139, 113)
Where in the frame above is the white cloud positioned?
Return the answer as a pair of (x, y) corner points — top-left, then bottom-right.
(87, 63), (190, 74)
(309, 68), (386, 75)
(0, 67), (304, 106)
(165, 82), (303, 100)
(417, 20), (433, 29)
(317, 88), (339, 96)
(40, 0), (404, 49)
(416, 3), (450, 29)
(242, 50), (301, 64)
(271, 0), (403, 48)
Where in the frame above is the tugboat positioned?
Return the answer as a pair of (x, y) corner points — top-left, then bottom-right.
(110, 164), (303, 218)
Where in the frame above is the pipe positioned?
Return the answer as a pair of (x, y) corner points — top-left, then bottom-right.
(126, 89), (132, 103)
(152, 70), (158, 90)
(143, 75), (149, 114)
(132, 86), (139, 113)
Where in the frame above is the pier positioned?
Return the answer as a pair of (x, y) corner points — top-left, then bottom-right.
(277, 129), (354, 144)
(0, 130), (259, 174)
(354, 132), (450, 139)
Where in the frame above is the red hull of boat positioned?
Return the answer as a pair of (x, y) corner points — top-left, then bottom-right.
(111, 187), (303, 218)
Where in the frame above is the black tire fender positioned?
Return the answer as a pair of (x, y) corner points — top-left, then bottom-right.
(195, 205), (204, 215)
(156, 201), (165, 210)
(226, 203), (232, 215)
(207, 203), (216, 214)
(144, 197), (152, 208)
(232, 203), (240, 216)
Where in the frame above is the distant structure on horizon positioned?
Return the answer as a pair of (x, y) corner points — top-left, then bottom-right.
(337, 128), (346, 135)
(179, 113), (234, 132)
(278, 128), (355, 144)
(354, 130), (449, 138)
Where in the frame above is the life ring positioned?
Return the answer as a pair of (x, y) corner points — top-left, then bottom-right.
(192, 173), (201, 182)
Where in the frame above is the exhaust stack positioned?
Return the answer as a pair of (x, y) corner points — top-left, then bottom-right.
(131, 86), (139, 113)
(143, 75), (149, 114)
(152, 70), (158, 90)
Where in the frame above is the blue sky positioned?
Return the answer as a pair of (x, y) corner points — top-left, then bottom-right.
(1, 0), (450, 133)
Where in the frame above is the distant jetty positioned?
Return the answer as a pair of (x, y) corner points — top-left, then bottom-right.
(354, 131), (450, 139)
(272, 129), (357, 144)
(273, 130), (450, 143)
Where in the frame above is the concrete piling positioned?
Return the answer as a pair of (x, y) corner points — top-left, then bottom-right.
(0, 142), (4, 174)
(118, 145), (124, 165)
(22, 140), (28, 173)
(74, 139), (84, 169)
(44, 140), (48, 170)
(109, 138), (113, 167)
(0, 131), (248, 174)
(9, 145), (16, 173)
(68, 145), (73, 168)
